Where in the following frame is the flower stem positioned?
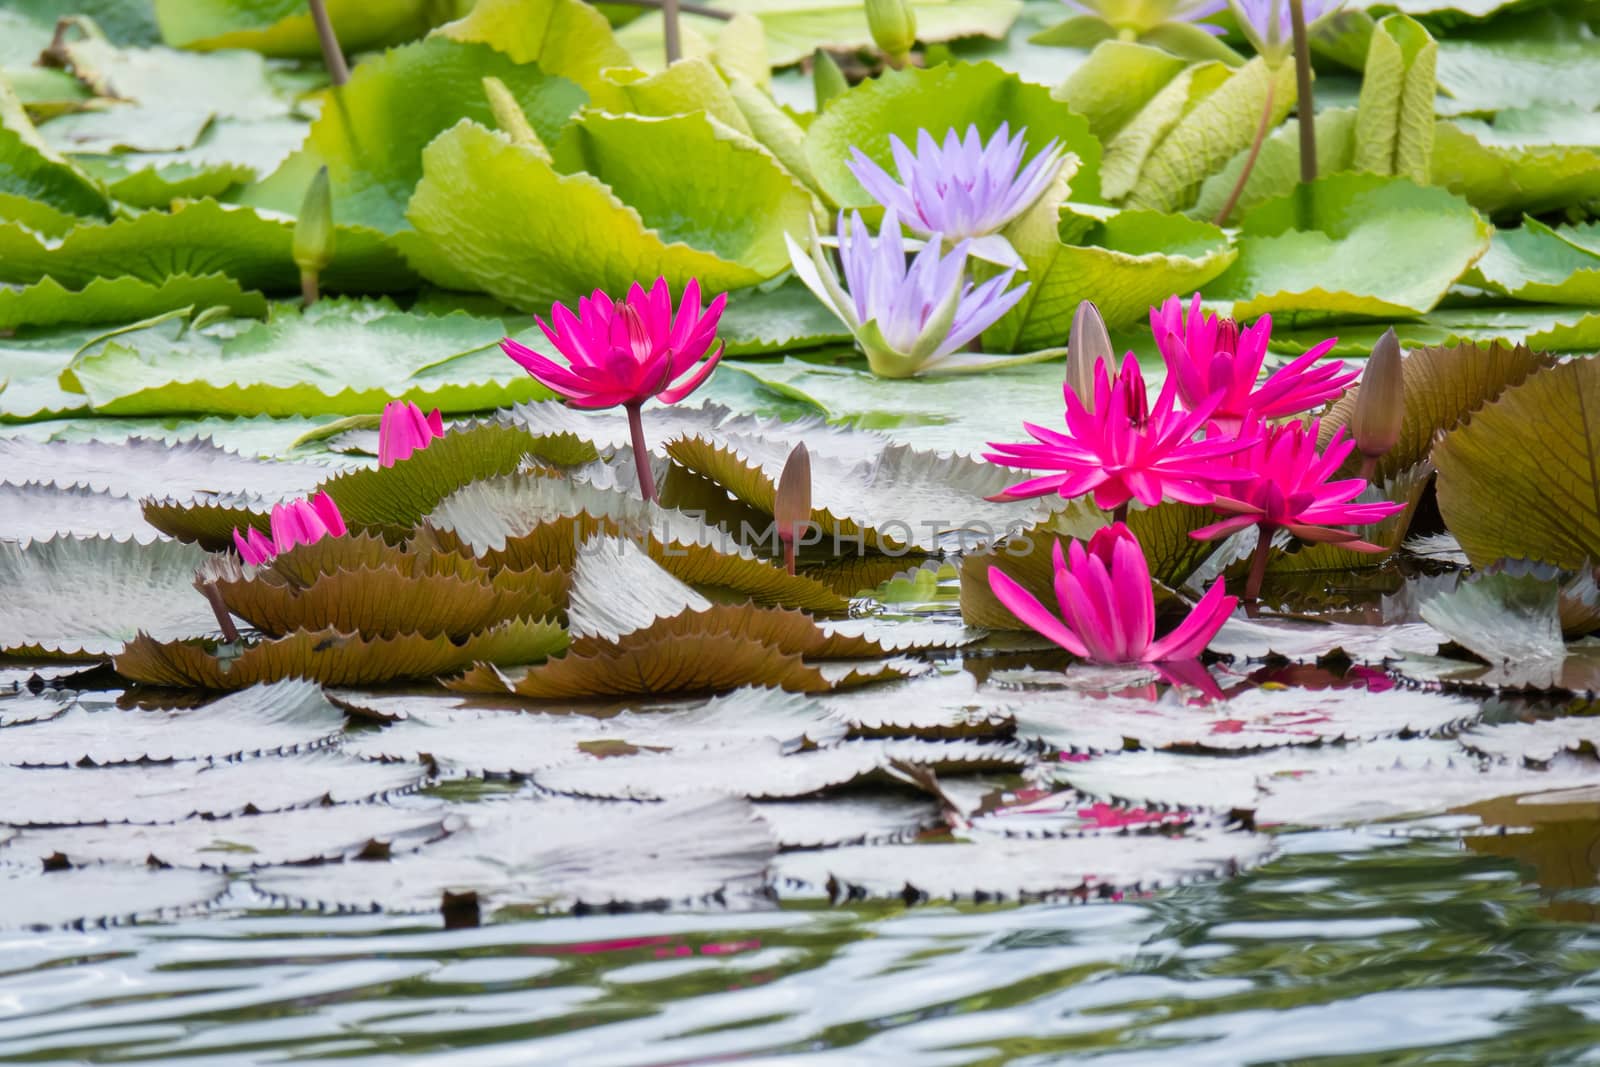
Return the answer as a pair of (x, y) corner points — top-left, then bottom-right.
(1112, 503), (1128, 525)
(661, 0), (683, 63)
(625, 402), (658, 503)
(1289, 0), (1316, 184)
(307, 0), (349, 86)
(300, 270), (319, 307)
(1213, 77), (1277, 227)
(198, 583), (241, 644)
(1357, 455), (1377, 482)
(1245, 529), (1273, 606)
(782, 536), (797, 576)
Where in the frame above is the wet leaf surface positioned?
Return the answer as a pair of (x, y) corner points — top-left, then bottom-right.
(0, 864), (229, 930)
(0, 436), (328, 502)
(0, 483), (164, 545)
(1, 680), (347, 766)
(754, 796), (944, 850)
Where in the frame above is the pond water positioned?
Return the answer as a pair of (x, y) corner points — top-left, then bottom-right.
(4, 823), (1600, 1065)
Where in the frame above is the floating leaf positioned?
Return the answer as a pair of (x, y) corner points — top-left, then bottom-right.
(1209, 173), (1492, 320)
(533, 737), (1035, 801)
(0, 536), (216, 657)
(115, 618), (568, 689)
(0, 484), (163, 546)
(1319, 340), (1553, 483)
(717, 279), (853, 355)
(1461, 715), (1600, 766)
(1191, 110), (1359, 226)
(1208, 613), (1446, 664)
(153, 0), (435, 55)
(252, 794), (775, 914)
(11, 804), (450, 871)
(1467, 220), (1600, 305)
(753, 796), (942, 849)
(0, 272), (266, 332)
(1432, 108), (1600, 219)
(64, 302), (548, 418)
(1435, 358), (1600, 570)
(1420, 570), (1566, 681)
(1, 680), (346, 766)
(802, 61), (1101, 208)
(1052, 40), (1189, 144)
(0, 79), (110, 221)
(0, 749), (431, 825)
(434, 0), (631, 108)
(0, 865), (227, 930)
(1433, 26), (1600, 117)
(407, 116), (814, 308)
(774, 826), (1273, 902)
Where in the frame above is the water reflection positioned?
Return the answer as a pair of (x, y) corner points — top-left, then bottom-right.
(3, 829), (1600, 1064)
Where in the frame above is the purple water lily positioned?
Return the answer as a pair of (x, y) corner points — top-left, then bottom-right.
(846, 123), (1065, 269)
(786, 211), (1032, 378)
(1229, 0), (1339, 65)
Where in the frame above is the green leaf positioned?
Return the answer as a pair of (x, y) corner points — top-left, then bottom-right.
(407, 118), (809, 308)
(614, 0), (1023, 70)
(0, 80), (109, 221)
(1434, 21), (1600, 117)
(1191, 108), (1358, 226)
(61, 301), (548, 418)
(1125, 56), (1296, 214)
(1353, 14), (1436, 184)
(1208, 173), (1492, 320)
(240, 37), (588, 235)
(1320, 340), (1554, 484)
(1431, 108), (1600, 220)
(1435, 357), (1600, 571)
(1467, 220), (1600, 305)
(603, 57), (750, 132)
(718, 279), (852, 355)
(1052, 40), (1188, 143)
(802, 61), (1103, 208)
(980, 200), (1235, 352)
(1273, 306), (1600, 356)
(433, 0), (632, 110)
(0, 536), (217, 657)
(77, 157), (253, 209)
(0, 273), (267, 332)
(1099, 61), (1233, 203)
(152, 0), (435, 56)
(0, 199), (417, 293)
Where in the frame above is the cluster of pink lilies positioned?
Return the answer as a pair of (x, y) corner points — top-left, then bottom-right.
(226, 278), (1400, 688)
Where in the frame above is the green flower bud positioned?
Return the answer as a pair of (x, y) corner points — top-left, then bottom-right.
(1067, 300), (1112, 413)
(293, 166), (335, 306)
(1353, 327), (1404, 468)
(813, 47), (848, 109)
(865, 0), (917, 66)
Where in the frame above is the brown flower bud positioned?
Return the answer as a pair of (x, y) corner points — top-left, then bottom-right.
(1353, 327), (1404, 465)
(774, 442), (812, 575)
(1067, 300), (1112, 413)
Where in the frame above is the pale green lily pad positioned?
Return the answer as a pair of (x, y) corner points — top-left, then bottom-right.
(240, 36), (587, 234)
(62, 300), (544, 417)
(1052, 40), (1189, 144)
(1208, 173), (1491, 319)
(981, 199), (1234, 352)
(1431, 108), (1600, 220)
(0, 80), (110, 221)
(0, 199), (417, 293)
(1468, 220), (1600, 305)
(152, 0), (434, 55)
(614, 0), (1024, 70)
(407, 118), (810, 308)
(1273, 306), (1600, 356)
(0, 272), (266, 332)
(1433, 21), (1600, 117)
(802, 61), (1102, 208)
(76, 156), (253, 208)
(433, 0), (632, 110)
(717, 279), (852, 355)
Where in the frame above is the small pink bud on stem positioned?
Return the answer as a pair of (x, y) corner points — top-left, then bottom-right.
(774, 442), (812, 576)
(1352, 327), (1404, 482)
(1066, 300), (1111, 413)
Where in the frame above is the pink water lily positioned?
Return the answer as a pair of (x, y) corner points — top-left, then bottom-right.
(232, 491), (347, 566)
(501, 277), (726, 501)
(378, 400), (445, 468)
(985, 352), (1256, 514)
(1151, 293), (1357, 432)
(989, 523), (1237, 665)
(1191, 419), (1405, 601)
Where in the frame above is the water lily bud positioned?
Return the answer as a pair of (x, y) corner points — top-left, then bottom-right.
(812, 48), (848, 109)
(865, 0), (916, 68)
(1066, 300), (1112, 412)
(293, 166), (334, 306)
(1353, 327), (1404, 468)
(774, 441), (812, 575)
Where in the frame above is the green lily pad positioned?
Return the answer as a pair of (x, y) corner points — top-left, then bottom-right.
(0, 272), (266, 332)
(802, 61), (1102, 208)
(407, 116), (812, 308)
(0, 80), (110, 221)
(717, 279), (852, 355)
(614, 0), (1024, 70)
(981, 199), (1235, 352)
(1468, 219), (1600, 305)
(1353, 13), (1436, 185)
(1191, 109), (1359, 226)
(1431, 108), (1600, 220)
(1208, 173), (1491, 320)
(1273, 306), (1600, 356)
(152, 0), (435, 56)
(1433, 20), (1600, 117)
(433, 0), (633, 110)
(240, 36), (587, 235)
(0, 199), (416, 293)
(1052, 40), (1189, 145)
(1434, 357), (1600, 570)
(77, 156), (254, 208)
(62, 300), (541, 417)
